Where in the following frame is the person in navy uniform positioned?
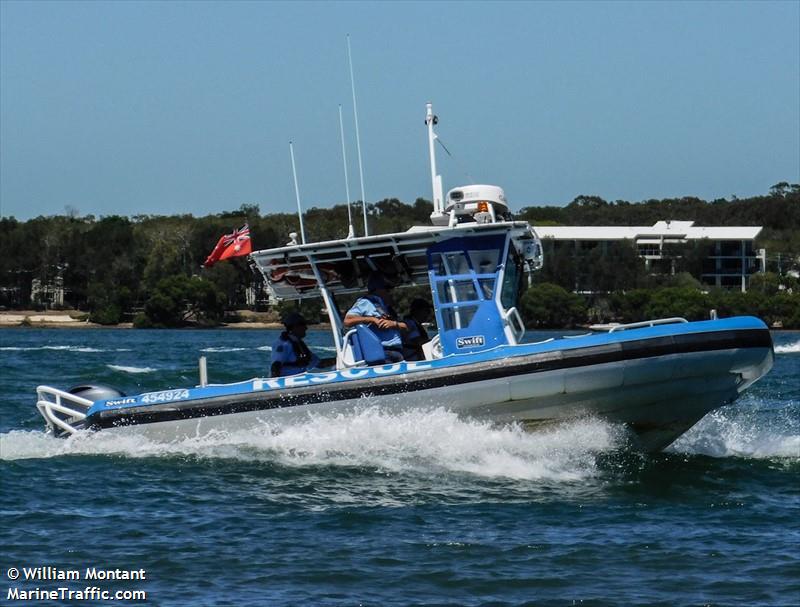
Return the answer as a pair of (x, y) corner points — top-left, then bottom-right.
(401, 298), (433, 361)
(343, 273), (408, 362)
(270, 312), (333, 377)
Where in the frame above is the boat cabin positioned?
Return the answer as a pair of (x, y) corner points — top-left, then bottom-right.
(251, 219), (542, 368)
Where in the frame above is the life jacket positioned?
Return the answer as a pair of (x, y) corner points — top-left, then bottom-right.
(280, 331), (313, 368)
(401, 317), (429, 360)
(403, 317), (429, 343)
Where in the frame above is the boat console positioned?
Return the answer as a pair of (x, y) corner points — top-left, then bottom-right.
(428, 233), (522, 355)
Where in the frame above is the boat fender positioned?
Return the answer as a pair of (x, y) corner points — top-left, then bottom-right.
(68, 384), (126, 403)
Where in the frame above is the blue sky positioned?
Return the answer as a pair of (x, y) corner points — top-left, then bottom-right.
(1, 0), (798, 220)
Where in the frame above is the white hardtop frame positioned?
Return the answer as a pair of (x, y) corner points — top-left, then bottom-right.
(250, 221), (539, 300)
(250, 221), (542, 368)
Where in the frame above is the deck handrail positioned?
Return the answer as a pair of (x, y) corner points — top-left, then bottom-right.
(503, 306), (526, 343)
(608, 317), (688, 333)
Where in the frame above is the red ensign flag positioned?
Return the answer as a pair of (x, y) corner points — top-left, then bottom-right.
(204, 224), (252, 267)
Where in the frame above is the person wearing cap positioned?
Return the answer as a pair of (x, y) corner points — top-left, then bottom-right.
(270, 312), (333, 377)
(343, 272), (408, 362)
(401, 298), (433, 361)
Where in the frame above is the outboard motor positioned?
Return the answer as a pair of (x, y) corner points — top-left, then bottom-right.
(68, 384), (126, 402)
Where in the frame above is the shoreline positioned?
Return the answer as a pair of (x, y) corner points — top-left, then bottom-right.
(0, 312), (330, 330)
(1, 312), (795, 332)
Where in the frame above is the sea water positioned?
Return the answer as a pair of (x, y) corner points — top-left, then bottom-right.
(1, 328), (798, 606)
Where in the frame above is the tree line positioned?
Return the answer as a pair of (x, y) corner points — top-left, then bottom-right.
(0, 185), (797, 328)
(519, 280), (800, 330)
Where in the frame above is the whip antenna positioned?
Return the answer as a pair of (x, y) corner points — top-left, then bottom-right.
(437, 133), (475, 183)
(289, 141), (307, 244)
(338, 104), (355, 239)
(347, 34), (369, 236)
(436, 137), (453, 157)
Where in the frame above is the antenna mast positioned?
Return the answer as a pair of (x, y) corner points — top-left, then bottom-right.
(338, 104), (355, 239)
(289, 141), (307, 244)
(426, 103), (445, 222)
(347, 34), (369, 236)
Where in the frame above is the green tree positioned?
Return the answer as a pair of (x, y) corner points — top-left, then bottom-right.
(519, 283), (587, 328)
(582, 242), (646, 292)
(536, 240), (576, 290)
(767, 292), (799, 328)
(87, 282), (132, 325)
(643, 288), (710, 321)
(748, 272), (781, 296)
(274, 298), (326, 324)
(137, 276), (226, 328)
(608, 289), (652, 323)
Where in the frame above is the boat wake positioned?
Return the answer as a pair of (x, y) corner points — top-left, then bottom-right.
(201, 345), (333, 354)
(106, 364), (158, 374)
(774, 339), (800, 354)
(3, 404), (795, 471)
(0, 409), (622, 481)
(671, 408), (800, 459)
(313, 346), (339, 353)
(0, 345), (118, 353)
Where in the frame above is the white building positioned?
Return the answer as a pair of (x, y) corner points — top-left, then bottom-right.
(30, 276), (65, 308)
(534, 221), (765, 292)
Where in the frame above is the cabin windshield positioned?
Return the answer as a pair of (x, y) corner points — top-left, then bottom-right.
(500, 248), (523, 310)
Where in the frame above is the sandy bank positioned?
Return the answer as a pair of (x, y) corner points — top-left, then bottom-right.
(0, 312), (329, 330)
(0, 312), (97, 328)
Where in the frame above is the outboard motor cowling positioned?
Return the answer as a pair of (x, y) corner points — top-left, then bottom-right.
(68, 384), (126, 402)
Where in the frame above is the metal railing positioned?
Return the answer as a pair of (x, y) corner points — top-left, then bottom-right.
(35, 386), (94, 437)
(503, 306), (526, 343)
(608, 317), (688, 333)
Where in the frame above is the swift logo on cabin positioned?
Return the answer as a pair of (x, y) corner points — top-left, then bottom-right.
(456, 336), (485, 348)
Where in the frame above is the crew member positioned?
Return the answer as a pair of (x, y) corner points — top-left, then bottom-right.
(343, 273), (407, 362)
(270, 312), (333, 377)
(401, 298), (433, 361)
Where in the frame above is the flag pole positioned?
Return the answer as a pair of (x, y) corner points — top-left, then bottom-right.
(338, 104), (355, 239)
(347, 34), (368, 237)
(289, 141), (307, 244)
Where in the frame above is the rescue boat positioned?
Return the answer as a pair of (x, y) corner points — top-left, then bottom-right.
(34, 104), (773, 452)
